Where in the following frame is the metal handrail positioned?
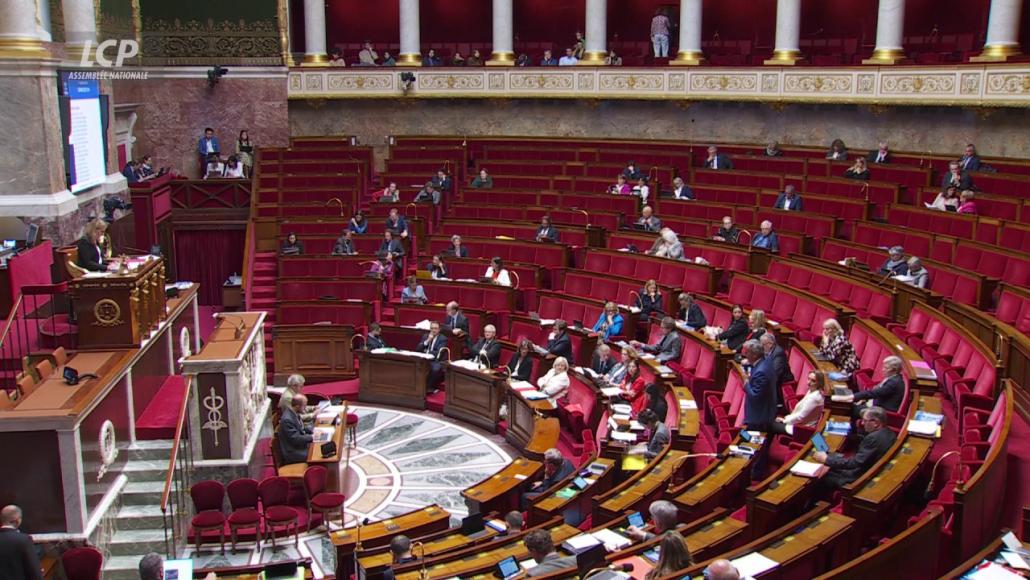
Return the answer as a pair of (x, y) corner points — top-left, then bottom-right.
(160, 376), (195, 557)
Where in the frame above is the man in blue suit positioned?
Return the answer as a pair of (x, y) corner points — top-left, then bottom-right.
(197, 127), (220, 177)
(417, 321), (447, 392)
(742, 340), (777, 478)
(773, 185), (804, 211)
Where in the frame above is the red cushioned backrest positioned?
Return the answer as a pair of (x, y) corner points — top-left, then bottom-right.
(564, 274), (591, 296)
(510, 319), (546, 344)
(770, 292), (796, 322)
(727, 278), (753, 305)
(767, 262), (791, 283)
(922, 318), (946, 347)
(787, 267), (812, 289)
(936, 330), (961, 358)
(694, 349), (715, 380)
(566, 377), (597, 425)
(1002, 257), (1030, 287)
(751, 285), (777, 313)
(829, 280), (852, 304)
(680, 340), (701, 370)
(788, 347), (807, 382)
(609, 256), (638, 278)
(806, 272), (831, 296)
(227, 478), (260, 510)
(995, 291), (1022, 324)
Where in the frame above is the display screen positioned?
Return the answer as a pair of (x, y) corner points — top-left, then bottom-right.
(58, 73), (108, 193)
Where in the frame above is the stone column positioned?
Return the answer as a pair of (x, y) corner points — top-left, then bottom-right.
(972, 0), (1023, 61)
(301, 0), (328, 65)
(671, 0), (703, 65)
(764, 0), (803, 65)
(398, 0), (422, 66)
(487, 0), (514, 65)
(863, 0), (908, 64)
(580, 0), (607, 65)
(0, 0), (49, 58)
(62, 0), (98, 63)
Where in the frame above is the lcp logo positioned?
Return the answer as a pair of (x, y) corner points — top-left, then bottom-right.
(78, 39), (140, 67)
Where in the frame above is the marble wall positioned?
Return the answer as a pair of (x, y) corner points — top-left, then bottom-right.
(289, 99), (1030, 166)
(0, 75), (68, 196)
(114, 75), (290, 177)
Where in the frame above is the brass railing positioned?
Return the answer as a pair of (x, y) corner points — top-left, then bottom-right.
(160, 376), (195, 558)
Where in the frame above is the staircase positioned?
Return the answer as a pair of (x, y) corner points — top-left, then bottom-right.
(249, 252), (278, 378)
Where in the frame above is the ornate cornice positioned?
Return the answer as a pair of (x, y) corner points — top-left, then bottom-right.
(287, 64), (1030, 107)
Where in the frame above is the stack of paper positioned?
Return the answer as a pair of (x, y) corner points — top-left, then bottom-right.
(593, 528), (632, 550)
(790, 460), (827, 478)
(612, 403), (633, 415)
(826, 420), (851, 436)
(731, 552), (779, 577)
(679, 399), (698, 410)
(312, 427), (335, 443)
(414, 319), (432, 330)
(907, 419), (942, 438)
(510, 381), (536, 392)
(601, 387), (623, 397)
(561, 533), (602, 554)
(538, 318), (556, 326)
(914, 410), (945, 424)
(523, 391), (549, 401)
(610, 431), (637, 442)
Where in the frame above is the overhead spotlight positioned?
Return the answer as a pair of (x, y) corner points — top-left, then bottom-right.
(207, 65), (228, 88)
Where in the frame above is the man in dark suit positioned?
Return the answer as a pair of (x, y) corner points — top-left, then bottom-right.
(0, 505), (42, 580)
(381, 535), (418, 580)
(960, 143), (981, 172)
(636, 205), (662, 232)
(444, 235), (469, 258)
(703, 145), (733, 170)
(631, 317), (682, 363)
(812, 406), (896, 490)
(848, 356), (905, 414)
(667, 176), (694, 200)
(591, 344), (616, 376)
(940, 160), (973, 192)
(742, 340), (777, 478)
(866, 141), (892, 164)
(279, 394), (313, 464)
(442, 302), (469, 337)
(640, 409), (670, 460)
(521, 448), (575, 509)
(197, 127), (220, 177)
(366, 322), (387, 350)
(773, 184), (804, 211)
(535, 216), (560, 242)
(431, 169), (452, 193)
(469, 324), (501, 367)
(378, 230), (405, 261)
(417, 321), (447, 391)
(413, 182), (440, 205)
(878, 246), (908, 277)
(543, 319), (573, 361)
(524, 529), (577, 577)
(761, 333), (792, 409)
(385, 208), (409, 239)
(332, 230), (356, 256)
(622, 162), (642, 181)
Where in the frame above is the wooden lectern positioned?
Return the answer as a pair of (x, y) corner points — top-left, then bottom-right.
(357, 350), (431, 409)
(69, 256), (167, 349)
(444, 363), (506, 433)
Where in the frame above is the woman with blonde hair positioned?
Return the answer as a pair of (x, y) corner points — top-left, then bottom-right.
(645, 532), (693, 580)
(818, 319), (860, 375)
(76, 219), (110, 272)
(536, 357), (570, 403)
(775, 370), (828, 430)
(638, 279), (663, 318)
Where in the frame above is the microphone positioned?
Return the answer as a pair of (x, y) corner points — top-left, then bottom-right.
(215, 312), (246, 339)
(610, 563), (634, 572)
(477, 351), (491, 370)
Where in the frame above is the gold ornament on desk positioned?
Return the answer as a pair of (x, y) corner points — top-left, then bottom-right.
(93, 299), (123, 326)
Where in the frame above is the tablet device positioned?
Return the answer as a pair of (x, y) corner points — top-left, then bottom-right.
(739, 430), (752, 443)
(627, 511), (645, 528)
(496, 556), (520, 579)
(811, 432), (829, 453)
(571, 476), (589, 490)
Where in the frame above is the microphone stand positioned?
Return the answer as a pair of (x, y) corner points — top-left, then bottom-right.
(413, 540), (429, 580)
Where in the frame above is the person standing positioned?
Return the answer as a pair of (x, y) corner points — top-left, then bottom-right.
(650, 9), (671, 58)
(235, 130), (254, 177)
(197, 127), (220, 177)
(742, 340), (776, 478)
(0, 505), (42, 580)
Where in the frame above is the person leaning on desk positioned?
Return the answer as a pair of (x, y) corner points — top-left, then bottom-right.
(76, 219), (111, 272)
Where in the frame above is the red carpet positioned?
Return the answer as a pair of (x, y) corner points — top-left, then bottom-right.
(304, 378), (360, 402)
(136, 376), (187, 440)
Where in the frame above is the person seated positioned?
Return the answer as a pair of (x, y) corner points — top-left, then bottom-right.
(122, 160), (140, 183)
(625, 499), (680, 543)
(633, 177), (651, 203)
(329, 47), (346, 66)
(524, 529), (578, 577)
(76, 219), (110, 272)
(599, 346), (638, 387)
(867, 141), (891, 164)
(137, 155), (158, 179)
(818, 318), (860, 376)
(751, 220), (779, 253)
(713, 216), (740, 244)
(423, 49), (442, 66)
(466, 49), (484, 66)
(703, 145), (733, 170)
(770, 370), (827, 433)
(960, 143), (981, 172)
(470, 168), (493, 189)
(573, 31), (586, 58)
(592, 301), (624, 340)
(429, 254), (449, 279)
(811, 406), (896, 491)
(623, 161), (642, 181)
(957, 189), (977, 214)
(609, 174), (632, 195)
(366, 322), (387, 350)
(374, 182), (400, 203)
(714, 304), (749, 351)
(490, 510), (524, 541)
(379, 230), (405, 262)
(431, 168), (452, 193)
(631, 316), (682, 363)
(381, 535), (417, 580)
(223, 155), (244, 178)
(414, 182), (440, 205)
(507, 339), (535, 382)
(605, 50), (622, 65)
(925, 185), (960, 211)
(280, 232), (303, 256)
(450, 51), (465, 66)
(648, 228), (685, 260)
(358, 41), (378, 66)
(444, 234), (468, 258)
(535, 215), (560, 242)
(442, 302), (469, 337)
(940, 160), (973, 191)
(677, 293), (707, 330)
(203, 154), (224, 179)
(668, 176), (694, 200)
(636, 205), (662, 232)
(400, 275), (427, 305)
(484, 256), (512, 286)
(638, 279), (663, 318)
(558, 47), (578, 66)
(348, 210), (369, 234)
(901, 257), (929, 288)
(703, 559), (742, 580)
(837, 356), (905, 414)
(278, 393), (314, 465)
(765, 141), (783, 157)
(416, 321), (447, 390)
(645, 532), (693, 579)
(470, 324), (501, 367)
(638, 408), (670, 460)
(742, 309), (768, 347)
(543, 320), (573, 360)
(774, 184), (803, 211)
(617, 359), (647, 413)
(382, 51), (396, 66)
(385, 208), (409, 239)
(591, 344), (616, 376)
(843, 157), (869, 180)
(369, 251), (394, 280)
(536, 356), (570, 403)
(879, 245), (908, 276)
(332, 229), (356, 256)
(515, 53), (530, 66)
(826, 138), (848, 161)
(539, 49), (558, 66)
(641, 382), (669, 423)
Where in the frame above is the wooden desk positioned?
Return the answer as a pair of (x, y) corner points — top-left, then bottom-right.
(273, 324), (356, 383)
(357, 350), (432, 409)
(940, 532), (1030, 579)
(671, 386), (701, 450)
(462, 457), (542, 515)
(70, 255), (167, 349)
(358, 527), (500, 579)
(814, 507), (943, 579)
(593, 448), (689, 522)
(331, 505), (451, 578)
(670, 437), (760, 520)
(444, 363), (507, 433)
(15, 352), (122, 411)
(529, 457), (616, 526)
(503, 387), (559, 461)
(307, 409), (347, 492)
(844, 434), (932, 537)
(606, 509), (748, 569)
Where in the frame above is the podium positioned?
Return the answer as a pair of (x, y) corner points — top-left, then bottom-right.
(69, 256), (167, 349)
(444, 362), (506, 433)
(357, 350), (431, 409)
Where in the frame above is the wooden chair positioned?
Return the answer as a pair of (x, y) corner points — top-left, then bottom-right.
(0, 390), (17, 410)
(61, 546), (103, 580)
(52, 347), (69, 367)
(303, 465), (346, 530)
(269, 433), (307, 480)
(258, 476), (300, 548)
(34, 359), (54, 381)
(59, 246), (88, 279)
(226, 478), (261, 552)
(189, 480), (227, 555)
(16, 374), (36, 398)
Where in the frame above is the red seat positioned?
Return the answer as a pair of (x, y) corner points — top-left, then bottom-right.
(258, 476), (300, 548)
(190, 480), (227, 554)
(61, 546), (103, 580)
(304, 465), (347, 530)
(226, 478), (261, 552)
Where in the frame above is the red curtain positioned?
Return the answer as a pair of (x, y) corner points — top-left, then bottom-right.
(173, 229), (245, 306)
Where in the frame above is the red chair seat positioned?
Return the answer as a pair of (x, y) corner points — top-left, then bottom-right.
(312, 492), (346, 509)
(227, 508), (261, 525)
(264, 505), (298, 522)
(191, 511), (226, 528)
(346, 413), (359, 425)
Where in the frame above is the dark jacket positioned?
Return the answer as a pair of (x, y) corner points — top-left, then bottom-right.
(278, 407), (312, 464)
(669, 184), (694, 200)
(717, 318), (749, 351)
(679, 303), (707, 329)
(591, 354), (616, 376)
(825, 427), (897, 482)
(853, 373), (905, 413)
(75, 236), (105, 272)
(332, 237), (355, 256)
(444, 245), (469, 258)
(545, 331), (573, 361)
(366, 333), (386, 350)
(385, 216), (408, 235)
(752, 232), (780, 253)
(538, 458), (576, 490)
(281, 240), (303, 256)
(744, 356), (777, 430)
(879, 259), (909, 277)
(442, 312), (469, 336)
(379, 238), (405, 258)
(774, 193), (804, 211)
(704, 154), (733, 170)
(645, 331), (682, 363)
(645, 422), (671, 459)
(844, 168), (869, 180)
(527, 553), (578, 577)
(470, 337), (501, 367)
(867, 150), (892, 164)
(960, 155), (981, 172)
(716, 227), (740, 244)
(0, 528), (42, 580)
(941, 171), (973, 192)
(507, 353), (534, 382)
(638, 291), (664, 318)
(536, 225), (560, 242)
(767, 345), (794, 388)
(417, 333), (446, 358)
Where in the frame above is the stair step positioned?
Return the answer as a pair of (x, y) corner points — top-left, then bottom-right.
(107, 528), (168, 556)
(114, 504), (168, 530)
(126, 440), (175, 461)
(120, 480), (176, 506)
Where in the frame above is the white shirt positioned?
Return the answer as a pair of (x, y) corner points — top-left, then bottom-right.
(484, 266), (511, 287)
(205, 139), (214, 153)
(224, 162), (244, 178)
(782, 197), (796, 211)
(634, 185), (650, 203)
(558, 56), (578, 66)
(536, 369), (570, 402)
(673, 186), (689, 199)
(783, 389), (824, 427)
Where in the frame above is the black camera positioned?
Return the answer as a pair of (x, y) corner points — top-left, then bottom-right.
(102, 196), (133, 222)
(207, 65), (229, 88)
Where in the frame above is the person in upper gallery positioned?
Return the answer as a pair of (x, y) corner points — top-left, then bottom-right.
(381, 535), (417, 580)
(771, 370), (828, 432)
(348, 209), (369, 234)
(535, 215), (560, 242)
(379, 230), (405, 262)
(592, 301), (625, 341)
(878, 245), (908, 276)
(543, 319), (573, 361)
(400, 275), (428, 305)
(648, 228), (685, 260)
(839, 355), (906, 414)
(844, 157), (870, 180)
(609, 173), (633, 195)
(507, 339), (535, 383)
(591, 344), (616, 376)
(573, 31), (586, 59)
(639, 408), (671, 460)
(470, 168), (493, 189)
(523, 530), (578, 578)
(203, 153), (224, 180)
(416, 321), (447, 391)
(442, 301), (470, 338)
(960, 143), (981, 172)
(382, 51), (396, 66)
(645, 532), (693, 580)
(223, 154), (244, 178)
(466, 49), (484, 66)
(703, 145), (733, 170)
(925, 185), (960, 212)
(818, 318), (860, 376)
(536, 356), (571, 403)
(385, 207), (409, 239)
(902, 257), (929, 289)
(484, 256), (512, 286)
(0, 505), (43, 580)
(280, 232), (303, 256)
(432, 168), (453, 193)
(751, 220), (780, 253)
(358, 41), (378, 66)
(121, 159), (140, 183)
(470, 324), (501, 367)
(423, 49), (442, 67)
(812, 405), (896, 491)
(625, 500), (680, 543)
(444, 234), (469, 258)
(867, 141), (892, 164)
(558, 47), (579, 66)
(636, 205), (662, 232)
(414, 182), (440, 205)
(539, 49), (558, 66)
(329, 47), (346, 66)
(197, 127), (220, 175)
(450, 51), (465, 66)
(826, 138), (848, 161)
(516, 53), (531, 66)
(774, 184), (804, 211)
(715, 304), (749, 351)
(623, 161), (643, 181)
(703, 559), (742, 580)
(677, 293), (707, 331)
(366, 322), (387, 350)
(605, 49), (622, 65)
(765, 141), (783, 157)
(634, 177), (651, 204)
(667, 176), (694, 200)
(650, 8), (672, 58)
(617, 359), (647, 414)
(278, 393), (313, 464)
(374, 181), (400, 203)
(631, 316), (683, 363)
(429, 254), (449, 279)
(713, 216), (740, 244)
(940, 160), (973, 191)
(642, 382), (669, 423)
(332, 229), (356, 256)
(236, 130), (254, 177)
(638, 279), (664, 318)
(958, 190), (978, 214)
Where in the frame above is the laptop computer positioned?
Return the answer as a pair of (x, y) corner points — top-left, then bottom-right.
(576, 543), (608, 577)
(496, 556), (520, 579)
(461, 512), (485, 535)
